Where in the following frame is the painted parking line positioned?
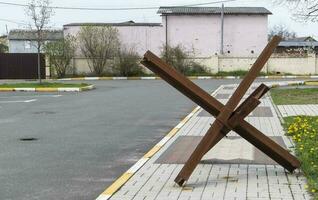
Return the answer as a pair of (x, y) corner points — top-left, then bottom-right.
(0, 94), (62, 98)
(0, 99), (37, 103)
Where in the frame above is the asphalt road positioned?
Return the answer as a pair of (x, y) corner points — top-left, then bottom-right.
(0, 79), (306, 200)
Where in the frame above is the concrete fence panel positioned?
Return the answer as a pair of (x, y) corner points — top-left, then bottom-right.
(268, 54), (316, 75)
(68, 54), (318, 76)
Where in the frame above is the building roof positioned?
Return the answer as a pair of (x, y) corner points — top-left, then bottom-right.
(284, 36), (316, 42)
(64, 21), (162, 27)
(8, 29), (63, 41)
(278, 41), (318, 47)
(157, 6), (272, 15)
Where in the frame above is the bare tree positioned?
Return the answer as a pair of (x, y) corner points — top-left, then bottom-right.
(268, 24), (297, 40)
(44, 36), (76, 78)
(78, 26), (120, 76)
(26, 0), (53, 83)
(276, 0), (318, 21)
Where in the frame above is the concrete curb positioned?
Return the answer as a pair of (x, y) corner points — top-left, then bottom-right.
(95, 106), (202, 200)
(305, 81), (318, 86)
(58, 75), (318, 81)
(95, 85), (222, 200)
(0, 85), (95, 92)
(95, 80), (308, 200)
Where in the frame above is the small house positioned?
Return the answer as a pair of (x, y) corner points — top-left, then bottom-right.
(8, 29), (63, 53)
(277, 37), (318, 55)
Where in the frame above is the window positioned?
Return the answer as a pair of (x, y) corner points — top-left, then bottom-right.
(25, 41), (31, 49)
(227, 50), (230, 54)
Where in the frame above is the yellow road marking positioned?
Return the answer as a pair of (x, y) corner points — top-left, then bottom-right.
(0, 88), (14, 91)
(97, 104), (202, 199)
(143, 145), (161, 158)
(166, 128), (179, 137)
(35, 88), (58, 92)
(71, 77), (85, 80)
(305, 81), (318, 86)
(102, 173), (133, 195)
(99, 77), (113, 80)
(127, 77), (141, 80)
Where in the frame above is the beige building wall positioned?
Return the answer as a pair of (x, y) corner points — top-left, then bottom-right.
(70, 54), (318, 75)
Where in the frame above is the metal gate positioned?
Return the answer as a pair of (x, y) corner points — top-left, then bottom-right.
(0, 53), (45, 79)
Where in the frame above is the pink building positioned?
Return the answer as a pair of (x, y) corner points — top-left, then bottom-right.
(64, 6), (271, 58)
(159, 7), (271, 57)
(64, 21), (164, 56)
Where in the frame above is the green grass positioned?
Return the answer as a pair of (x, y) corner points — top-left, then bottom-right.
(214, 70), (254, 77)
(213, 70), (281, 77)
(271, 88), (318, 105)
(283, 116), (318, 199)
(66, 70), (287, 78)
(0, 82), (89, 88)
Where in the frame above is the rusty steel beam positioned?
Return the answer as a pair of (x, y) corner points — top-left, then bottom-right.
(210, 84), (269, 151)
(174, 36), (283, 185)
(234, 84), (269, 114)
(141, 36), (300, 187)
(141, 50), (300, 174)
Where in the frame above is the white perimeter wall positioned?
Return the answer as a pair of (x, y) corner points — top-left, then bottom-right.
(68, 54), (318, 75)
(194, 54), (318, 74)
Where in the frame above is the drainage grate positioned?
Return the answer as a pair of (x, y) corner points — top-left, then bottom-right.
(19, 137), (38, 141)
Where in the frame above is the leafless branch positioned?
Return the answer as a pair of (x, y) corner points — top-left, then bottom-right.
(78, 26), (120, 75)
(25, 0), (54, 82)
(275, 0), (318, 21)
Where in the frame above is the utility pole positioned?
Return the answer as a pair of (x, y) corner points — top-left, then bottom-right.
(220, 3), (224, 55)
(165, 15), (168, 62)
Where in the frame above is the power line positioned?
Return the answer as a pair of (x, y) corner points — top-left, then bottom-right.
(0, 18), (60, 29)
(0, 18), (27, 25)
(0, 0), (235, 11)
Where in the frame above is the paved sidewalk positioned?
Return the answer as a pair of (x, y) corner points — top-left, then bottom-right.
(99, 81), (311, 200)
(278, 105), (318, 117)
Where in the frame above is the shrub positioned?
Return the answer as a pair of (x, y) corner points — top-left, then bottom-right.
(185, 61), (209, 76)
(214, 70), (272, 77)
(116, 48), (144, 76)
(0, 43), (8, 53)
(161, 44), (207, 75)
(162, 45), (189, 74)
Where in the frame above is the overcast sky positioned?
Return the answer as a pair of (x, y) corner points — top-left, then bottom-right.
(0, 0), (317, 38)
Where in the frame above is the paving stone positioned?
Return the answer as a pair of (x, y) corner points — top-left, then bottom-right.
(215, 93), (230, 99)
(278, 104), (318, 117)
(109, 82), (310, 200)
